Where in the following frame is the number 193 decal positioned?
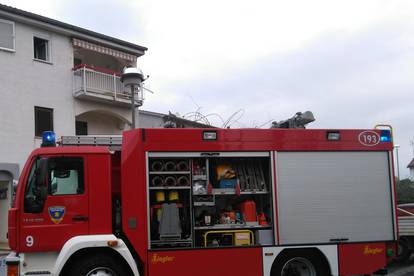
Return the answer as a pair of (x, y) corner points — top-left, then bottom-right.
(358, 131), (380, 146)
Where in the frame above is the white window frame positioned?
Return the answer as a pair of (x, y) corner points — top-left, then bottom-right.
(33, 33), (52, 63)
(0, 19), (15, 52)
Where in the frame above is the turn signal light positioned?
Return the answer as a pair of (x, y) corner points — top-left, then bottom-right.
(107, 240), (118, 247)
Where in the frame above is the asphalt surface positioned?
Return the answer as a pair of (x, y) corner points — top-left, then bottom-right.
(0, 253), (414, 276)
(388, 259), (414, 276)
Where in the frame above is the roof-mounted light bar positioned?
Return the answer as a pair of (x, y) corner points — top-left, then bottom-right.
(41, 131), (56, 147)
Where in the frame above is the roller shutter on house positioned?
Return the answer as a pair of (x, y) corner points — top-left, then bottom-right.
(0, 19), (14, 50)
(276, 151), (394, 245)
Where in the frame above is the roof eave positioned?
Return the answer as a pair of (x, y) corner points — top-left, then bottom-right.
(0, 4), (147, 56)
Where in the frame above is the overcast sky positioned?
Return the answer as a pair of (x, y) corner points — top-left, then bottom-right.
(3, 0), (414, 177)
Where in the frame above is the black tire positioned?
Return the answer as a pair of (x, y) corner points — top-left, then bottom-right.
(396, 239), (411, 263)
(271, 250), (330, 276)
(65, 254), (130, 276)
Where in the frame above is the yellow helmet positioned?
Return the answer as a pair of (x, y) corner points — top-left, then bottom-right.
(156, 191), (165, 202)
(216, 164), (236, 180)
(169, 190), (179, 201)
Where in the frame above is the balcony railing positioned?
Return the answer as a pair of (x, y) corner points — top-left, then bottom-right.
(73, 64), (143, 106)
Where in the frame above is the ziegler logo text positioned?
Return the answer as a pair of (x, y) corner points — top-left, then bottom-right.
(363, 246), (383, 255)
(151, 254), (175, 264)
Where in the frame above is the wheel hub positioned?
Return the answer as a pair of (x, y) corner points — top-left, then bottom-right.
(281, 257), (317, 276)
(86, 267), (116, 276)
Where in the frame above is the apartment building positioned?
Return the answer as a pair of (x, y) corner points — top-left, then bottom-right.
(0, 4), (155, 251)
(0, 4), (213, 251)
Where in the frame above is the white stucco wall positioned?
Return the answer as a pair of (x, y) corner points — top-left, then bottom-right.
(76, 111), (126, 135)
(0, 178), (12, 244)
(139, 112), (164, 128)
(410, 168), (414, 181)
(0, 21), (75, 169)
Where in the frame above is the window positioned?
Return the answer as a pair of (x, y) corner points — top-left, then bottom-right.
(0, 19), (15, 51)
(24, 158), (44, 213)
(33, 36), (50, 61)
(74, 58), (82, 66)
(35, 106), (53, 137)
(48, 157), (84, 195)
(24, 157), (84, 212)
(76, 121), (88, 135)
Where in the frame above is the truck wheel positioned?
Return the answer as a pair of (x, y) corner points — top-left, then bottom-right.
(271, 250), (330, 276)
(66, 254), (130, 276)
(396, 239), (411, 263)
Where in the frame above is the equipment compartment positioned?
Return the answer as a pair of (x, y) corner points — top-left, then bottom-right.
(149, 158), (193, 248)
(148, 153), (274, 249)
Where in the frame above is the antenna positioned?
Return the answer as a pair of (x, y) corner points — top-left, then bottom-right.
(410, 139), (414, 156)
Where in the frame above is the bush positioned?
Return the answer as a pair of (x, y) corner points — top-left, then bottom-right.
(397, 178), (414, 204)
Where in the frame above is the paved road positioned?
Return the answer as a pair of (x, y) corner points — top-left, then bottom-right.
(0, 254), (413, 276)
(388, 260), (414, 276)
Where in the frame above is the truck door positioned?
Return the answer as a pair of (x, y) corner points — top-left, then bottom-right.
(20, 156), (89, 252)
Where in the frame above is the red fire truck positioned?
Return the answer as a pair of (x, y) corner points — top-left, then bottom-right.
(5, 127), (397, 276)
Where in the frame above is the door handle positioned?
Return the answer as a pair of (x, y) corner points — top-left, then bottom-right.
(72, 215), (88, 222)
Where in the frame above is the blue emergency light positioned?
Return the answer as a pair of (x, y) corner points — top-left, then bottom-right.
(380, 130), (392, 142)
(41, 131), (56, 147)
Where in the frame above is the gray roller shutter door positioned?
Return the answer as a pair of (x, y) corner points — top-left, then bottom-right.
(277, 151), (393, 245)
(0, 20), (14, 50)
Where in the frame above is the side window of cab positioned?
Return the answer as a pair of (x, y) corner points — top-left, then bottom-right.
(48, 157), (84, 196)
(24, 157), (84, 213)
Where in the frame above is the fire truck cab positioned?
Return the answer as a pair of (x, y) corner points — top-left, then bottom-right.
(6, 128), (396, 276)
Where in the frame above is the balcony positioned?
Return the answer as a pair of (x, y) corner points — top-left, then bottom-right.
(73, 64), (143, 107)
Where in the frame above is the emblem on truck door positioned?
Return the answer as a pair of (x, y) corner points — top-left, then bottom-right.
(358, 131), (380, 146)
(48, 206), (66, 224)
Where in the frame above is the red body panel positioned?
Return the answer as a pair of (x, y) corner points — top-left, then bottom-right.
(20, 193), (89, 251)
(87, 154), (112, 235)
(12, 148), (111, 252)
(122, 130), (149, 268)
(7, 208), (17, 250)
(148, 247), (262, 276)
(338, 242), (387, 275)
(138, 128), (391, 152)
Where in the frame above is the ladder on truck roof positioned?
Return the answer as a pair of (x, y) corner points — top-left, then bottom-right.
(60, 135), (122, 151)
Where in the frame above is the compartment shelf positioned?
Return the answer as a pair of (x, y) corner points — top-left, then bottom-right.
(149, 171), (191, 175)
(213, 188), (268, 195)
(193, 201), (215, 206)
(151, 239), (193, 246)
(193, 175), (207, 180)
(149, 186), (191, 190)
(194, 224), (271, 230)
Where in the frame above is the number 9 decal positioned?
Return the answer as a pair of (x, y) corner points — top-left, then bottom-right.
(26, 235), (34, 247)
